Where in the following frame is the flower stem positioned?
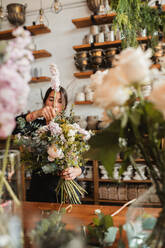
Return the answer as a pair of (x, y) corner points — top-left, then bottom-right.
(0, 136), (11, 198)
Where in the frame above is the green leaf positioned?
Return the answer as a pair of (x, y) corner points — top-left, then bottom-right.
(101, 215), (114, 229)
(93, 217), (100, 226)
(103, 227), (118, 245)
(101, 145), (120, 178)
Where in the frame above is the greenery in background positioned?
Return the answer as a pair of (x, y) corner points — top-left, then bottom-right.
(87, 210), (118, 247)
(110, 0), (165, 49)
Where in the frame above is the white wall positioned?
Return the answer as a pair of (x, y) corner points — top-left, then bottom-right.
(2, 0), (165, 117)
(2, 0), (103, 119)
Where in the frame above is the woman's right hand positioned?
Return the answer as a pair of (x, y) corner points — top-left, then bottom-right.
(40, 106), (56, 123)
(26, 106), (56, 123)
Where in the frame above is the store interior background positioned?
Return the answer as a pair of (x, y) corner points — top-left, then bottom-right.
(2, 0), (106, 119)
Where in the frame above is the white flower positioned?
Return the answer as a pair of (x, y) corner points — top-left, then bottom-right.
(68, 129), (77, 137)
(37, 125), (49, 134)
(47, 144), (64, 161)
(115, 47), (152, 85)
(149, 77), (165, 117)
(92, 67), (130, 109)
(90, 69), (109, 91)
(49, 63), (60, 92)
(48, 121), (62, 136)
(95, 209), (101, 215)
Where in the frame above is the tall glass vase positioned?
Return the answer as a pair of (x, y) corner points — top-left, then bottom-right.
(0, 149), (23, 248)
(125, 185), (163, 248)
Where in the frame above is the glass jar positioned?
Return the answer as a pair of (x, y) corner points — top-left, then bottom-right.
(0, 149), (22, 204)
(0, 149), (23, 248)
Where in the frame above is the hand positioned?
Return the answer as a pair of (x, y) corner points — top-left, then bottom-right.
(40, 106), (56, 123)
(61, 167), (82, 180)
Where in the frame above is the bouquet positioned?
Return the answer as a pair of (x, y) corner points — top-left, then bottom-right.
(16, 110), (92, 204)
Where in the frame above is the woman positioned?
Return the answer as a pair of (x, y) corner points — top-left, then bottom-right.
(14, 86), (84, 202)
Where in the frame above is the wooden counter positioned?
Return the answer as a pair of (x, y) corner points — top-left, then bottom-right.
(22, 201), (161, 248)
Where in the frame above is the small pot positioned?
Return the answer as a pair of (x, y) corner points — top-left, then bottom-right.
(89, 49), (104, 57)
(75, 57), (88, 71)
(74, 51), (88, 60)
(104, 48), (117, 56)
(7, 3), (27, 26)
(87, 0), (110, 14)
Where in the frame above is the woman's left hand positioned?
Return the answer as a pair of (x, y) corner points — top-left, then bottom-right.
(61, 167), (82, 180)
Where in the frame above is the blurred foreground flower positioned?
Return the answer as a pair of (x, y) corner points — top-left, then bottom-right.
(86, 46), (165, 248)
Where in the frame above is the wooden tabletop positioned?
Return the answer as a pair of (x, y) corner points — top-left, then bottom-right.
(22, 201), (161, 248)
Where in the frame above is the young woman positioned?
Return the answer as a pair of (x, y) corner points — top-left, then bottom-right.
(14, 86), (84, 202)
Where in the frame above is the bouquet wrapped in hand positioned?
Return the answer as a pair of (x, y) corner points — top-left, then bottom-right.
(16, 110), (92, 204)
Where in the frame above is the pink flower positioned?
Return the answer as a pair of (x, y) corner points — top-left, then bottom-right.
(0, 112), (16, 138)
(49, 63), (60, 92)
(48, 121), (62, 136)
(0, 27), (33, 137)
(47, 144), (64, 161)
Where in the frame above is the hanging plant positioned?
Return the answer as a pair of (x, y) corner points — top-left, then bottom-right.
(110, 0), (165, 49)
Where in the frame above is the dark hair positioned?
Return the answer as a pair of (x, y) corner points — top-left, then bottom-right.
(43, 86), (68, 110)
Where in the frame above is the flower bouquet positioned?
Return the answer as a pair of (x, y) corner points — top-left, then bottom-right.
(16, 110), (92, 204)
(86, 47), (165, 247)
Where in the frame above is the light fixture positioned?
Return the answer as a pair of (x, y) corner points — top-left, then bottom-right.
(51, 0), (62, 13)
(36, 0), (49, 26)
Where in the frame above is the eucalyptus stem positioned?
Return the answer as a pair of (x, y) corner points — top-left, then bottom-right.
(0, 135), (11, 198)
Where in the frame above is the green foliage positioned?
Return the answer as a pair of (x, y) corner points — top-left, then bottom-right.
(110, 0), (165, 49)
(87, 210), (118, 247)
(30, 208), (82, 248)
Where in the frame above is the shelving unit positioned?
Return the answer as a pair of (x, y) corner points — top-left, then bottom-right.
(74, 63), (161, 78)
(29, 76), (51, 84)
(72, 7), (165, 77)
(73, 37), (151, 52)
(32, 50), (52, 59)
(79, 160), (160, 206)
(72, 13), (116, 28)
(72, 5), (165, 28)
(0, 24), (51, 40)
(75, 101), (93, 105)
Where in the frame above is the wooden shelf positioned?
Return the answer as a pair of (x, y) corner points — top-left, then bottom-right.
(0, 24), (51, 40)
(32, 50), (52, 59)
(74, 71), (93, 78)
(73, 64), (161, 78)
(81, 197), (94, 202)
(151, 64), (161, 70)
(75, 101), (93, 105)
(30, 76), (51, 84)
(73, 37), (152, 51)
(99, 179), (152, 183)
(98, 199), (160, 206)
(72, 5), (165, 28)
(72, 13), (116, 28)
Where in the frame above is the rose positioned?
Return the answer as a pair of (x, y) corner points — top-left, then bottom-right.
(47, 144), (64, 161)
